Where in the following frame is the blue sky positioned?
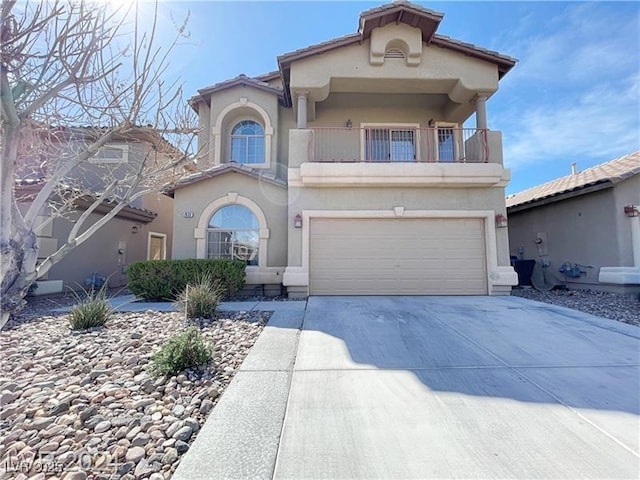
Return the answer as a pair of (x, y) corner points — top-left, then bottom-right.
(151, 1), (639, 194)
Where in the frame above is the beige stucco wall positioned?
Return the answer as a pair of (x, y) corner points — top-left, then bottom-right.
(277, 106), (296, 177)
(507, 187), (625, 289)
(42, 194), (173, 289)
(206, 86), (280, 178)
(287, 185), (510, 267)
(311, 92), (446, 127)
(171, 173), (288, 270)
(197, 102), (211, 169)
(142, 193), (174, 258)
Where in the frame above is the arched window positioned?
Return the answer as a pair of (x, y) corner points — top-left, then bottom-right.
(230, 120), (265, 164)
(207, 205), (259, 265)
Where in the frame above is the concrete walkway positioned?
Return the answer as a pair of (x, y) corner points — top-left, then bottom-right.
(173, 300), (307, 480)
(54, 294), (306, 313)
(172, 296), (639, 479)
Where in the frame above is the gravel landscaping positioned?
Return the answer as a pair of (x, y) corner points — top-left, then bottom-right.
(512, 287), (640, 327)
(0, 300), (270, 479)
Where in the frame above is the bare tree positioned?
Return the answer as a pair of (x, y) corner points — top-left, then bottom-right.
(1, 0), (197, 327)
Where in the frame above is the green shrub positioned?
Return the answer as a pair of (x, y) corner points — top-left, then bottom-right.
(127, 259), (245, 301)
(150, 327), (212, 377)
(68, 287), (113, 330)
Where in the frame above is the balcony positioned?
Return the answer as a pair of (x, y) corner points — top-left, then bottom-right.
(311, 126), (489, 163)
(288, 126), (508, 188)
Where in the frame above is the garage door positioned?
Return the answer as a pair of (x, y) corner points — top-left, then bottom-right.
(309, 218), (487, 295)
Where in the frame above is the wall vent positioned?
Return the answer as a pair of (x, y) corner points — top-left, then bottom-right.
(384, 48), (406, 59)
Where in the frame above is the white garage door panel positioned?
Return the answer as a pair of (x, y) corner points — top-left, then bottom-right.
(310, 218), (487, 295)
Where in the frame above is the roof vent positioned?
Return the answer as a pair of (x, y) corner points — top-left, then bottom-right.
(571, 162), (578, 175)
(384, 48), (406, 59)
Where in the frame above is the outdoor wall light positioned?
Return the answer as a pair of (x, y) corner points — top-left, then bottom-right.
(294, 213), (303, 228)
(130, 225), (139, 234)
(346, 118), (353, 129)
(624, 205), (639, 217)
(495, 213), (508, 228)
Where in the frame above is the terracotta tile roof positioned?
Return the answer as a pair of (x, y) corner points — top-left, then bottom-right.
(277, 33), (361, 65)
(276, 1), (516, 106)
(254, 70), (281, 82)
(360, 0), (443, 21)
(190, 74), (283, 107)
(358, 1), (444, 43)
(431, 34), (516, 78)
(165, 163), (287, 196)
(506, 151), (640, 210)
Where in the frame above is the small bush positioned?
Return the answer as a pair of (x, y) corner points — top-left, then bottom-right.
(68, 287), (113, 330)
(127, 259), (246, 301)
(150, 327), (212, 377)
(176, 276), (224, 320)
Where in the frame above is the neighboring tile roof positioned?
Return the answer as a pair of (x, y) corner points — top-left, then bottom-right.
(15, 183), (159, 223)
(165, 163), (287, 196)
(506, 151), (640, 210)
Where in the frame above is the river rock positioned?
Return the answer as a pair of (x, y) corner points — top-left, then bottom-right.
(172, 426), (192, 442)
(125, 446), (146, 464)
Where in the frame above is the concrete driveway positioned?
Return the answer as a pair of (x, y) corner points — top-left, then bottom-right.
(274, 296), (640, 479)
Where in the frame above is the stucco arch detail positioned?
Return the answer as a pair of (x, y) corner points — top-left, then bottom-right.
(370, 23), (421, 66)
(194, 192), (270, 269)
(211, 98), (274, 168)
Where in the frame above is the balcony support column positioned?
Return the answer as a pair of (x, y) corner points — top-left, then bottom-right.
(475, 94), (488, 130)
(296, 92), (308, 129)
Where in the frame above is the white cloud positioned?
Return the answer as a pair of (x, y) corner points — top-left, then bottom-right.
(499, 3), (639, 86)
(500, 74), (639, 169)
(492, 3), (640, 170)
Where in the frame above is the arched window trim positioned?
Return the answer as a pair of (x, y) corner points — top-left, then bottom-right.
(195, 193), (269, 270)
(212, 99), (274, 170)
(229, 119), (266, 165)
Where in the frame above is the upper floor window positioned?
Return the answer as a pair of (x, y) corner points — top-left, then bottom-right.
(89, 144), (129, 164)
(230, 120), (265, 164)
(207, 204), (259, 265)
(363, 125), (417, 162)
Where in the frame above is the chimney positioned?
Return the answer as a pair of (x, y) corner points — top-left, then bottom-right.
(571, 162), (578, 175)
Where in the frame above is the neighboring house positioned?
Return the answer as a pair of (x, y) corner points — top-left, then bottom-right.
(506, 152), (640, 294)
(16, 126), (185, 293)
(167, 1), (519, 297)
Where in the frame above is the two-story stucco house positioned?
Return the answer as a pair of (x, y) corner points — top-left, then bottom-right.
(167, 1), (519, 297)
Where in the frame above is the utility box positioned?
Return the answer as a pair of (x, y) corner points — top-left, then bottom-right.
(511, 259), (536, 286)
